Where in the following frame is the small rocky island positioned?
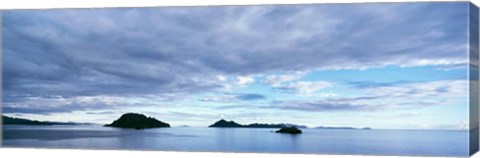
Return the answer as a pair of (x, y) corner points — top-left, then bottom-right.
(208, 119), (307, 128)
(275, 127), (302, 134)
(104, 113), (170, 130)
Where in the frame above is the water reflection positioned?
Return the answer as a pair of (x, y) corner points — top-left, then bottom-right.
(2, 125), (469, 157)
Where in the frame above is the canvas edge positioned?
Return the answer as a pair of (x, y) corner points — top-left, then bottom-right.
(0, 10), (4, 147)
(0, 1), (471, 11)
(469, 1), (480, 156)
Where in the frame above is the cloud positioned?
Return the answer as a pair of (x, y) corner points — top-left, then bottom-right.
(264, 71), (334, 96)
(348, 80), (412, 88)
(2, 3), (469, 114)
(236, 76), (255, 85)
(262, 80), (467, 112)
(393, 112), (423, 117)
(364, 80), (468, 98)
(236, 93), (266, 100)
(432, 121), (469, 130)
(2, 94), (182, 115)
(210, 75), (257, 90)
(199, 93), (266, 102)
(84, 111), (117, 115)
(314, 91), (338, 97)
(216, 75), (227, 81)
(274, 81), (332, 95)
(270, 100), (372, 111)
(264, 71), (307, 87)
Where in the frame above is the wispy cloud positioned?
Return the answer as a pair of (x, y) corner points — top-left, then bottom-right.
(273, 81), (333, 96)
(264, 71), (307, 87)
(432, 121), (469, 130)
(348, 80), (412, 88)
(200, 93), (266, 103)
(243, 80), (467, 112)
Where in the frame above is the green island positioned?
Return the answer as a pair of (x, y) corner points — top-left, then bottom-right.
(104, 113), (170, 130)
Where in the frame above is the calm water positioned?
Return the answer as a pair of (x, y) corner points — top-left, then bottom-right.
(1, 125), (469, 157)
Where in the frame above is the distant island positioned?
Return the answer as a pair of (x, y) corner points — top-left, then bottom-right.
(208, 119), (307, 128)
(104, 113), (170, 130)
(3, 114), (371, 131)
(208, 119), (243, 127)
(2, 115), (90, 125)
(207, 119), (371, 130)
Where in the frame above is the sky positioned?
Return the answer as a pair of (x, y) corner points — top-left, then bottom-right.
(1, 2), (473, 130)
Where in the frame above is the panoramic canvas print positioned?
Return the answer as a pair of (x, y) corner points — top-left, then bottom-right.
(1, 2), (479, 157)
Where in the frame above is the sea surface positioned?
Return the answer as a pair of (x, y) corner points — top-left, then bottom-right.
(1, 125), (469, 157)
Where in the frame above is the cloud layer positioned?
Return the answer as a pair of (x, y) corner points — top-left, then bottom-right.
(267, 80), (468, 112)
(2, 2), (470, 117)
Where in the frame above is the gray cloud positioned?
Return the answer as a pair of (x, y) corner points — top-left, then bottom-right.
(266, 99), (442, 112)
(2, 3), (469, 114)
(199, 93), (266, 102)
(235, 93), (266, 101)
(217, 80), (467, 112)
(348, 80), (412, 89)
(3, 102), (111, 115)
(270, 100), (373, 111)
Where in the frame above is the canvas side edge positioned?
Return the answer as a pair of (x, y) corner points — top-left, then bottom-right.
(469, 1), (480, 156)
(0, 10), (4, 147)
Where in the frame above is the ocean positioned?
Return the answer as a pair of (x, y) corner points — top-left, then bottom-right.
(1, 125), (469, 157)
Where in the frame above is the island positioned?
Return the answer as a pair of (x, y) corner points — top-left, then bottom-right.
(275, 127), (302, 134)
(104, 113), (170, 130)
(208, 119), (307, 128)
(2, 115), (90, 125)
(208, 119), (244, 127)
